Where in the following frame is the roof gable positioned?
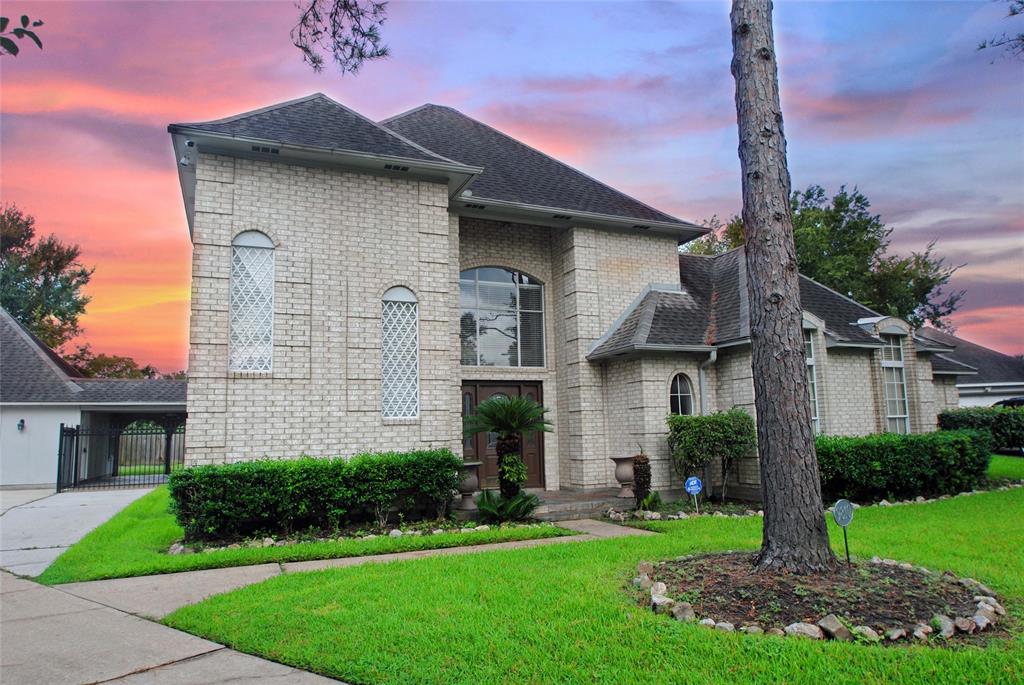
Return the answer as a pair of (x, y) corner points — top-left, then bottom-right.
(919, 328), (1024, 384)
(381, 104), (692, 227)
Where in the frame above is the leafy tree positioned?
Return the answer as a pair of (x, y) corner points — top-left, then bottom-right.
(681, 215), (744, 255)
(731, 0), (836, 573)
(0, 14), (43, 56)
(688, 186), (963, 330)
(63, 344), (160, 379)
(977, 0), (1023, 60)
(462, 395), (552, 499)
(0, 204), (93, 348)
(293, 0), (389, 73)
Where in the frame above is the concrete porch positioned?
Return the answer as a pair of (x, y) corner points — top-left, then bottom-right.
(532, 487), (633, 521)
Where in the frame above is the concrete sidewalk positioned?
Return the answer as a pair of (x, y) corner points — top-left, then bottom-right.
(0, 572), (337, 684)
(0, 489), (150, 576)
(59, 519), (651, 620)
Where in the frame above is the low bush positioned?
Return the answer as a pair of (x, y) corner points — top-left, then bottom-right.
(475, 490), (541, 523)
(816, 430), (992, 502)
(168, 449), (461, 541)
(667, 409), (757, 500)
(938, 406), (1024, 453)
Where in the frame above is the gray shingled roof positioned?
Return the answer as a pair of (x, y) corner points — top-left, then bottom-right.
(919, 328), (1023, 384)
(169, 93), (454, 165)
(929, 353), (978, 376)
(1, 308), (186, 405)
(591, 248), (905, 360)
(381, 104), (691, 226)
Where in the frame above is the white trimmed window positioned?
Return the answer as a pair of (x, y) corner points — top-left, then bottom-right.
(229, 231), (275, 372)
(670, 373), (694, 415)
(460, 267), (544, 367)
(804, 329), (821, 433)
(381, 287), (420, 419)
(881, 334), (910, 433)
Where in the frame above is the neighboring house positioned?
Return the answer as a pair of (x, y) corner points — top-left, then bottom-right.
(168, 93), (973, 498)
(918, 327), (1024, 407)
(0, 308), (186, 489)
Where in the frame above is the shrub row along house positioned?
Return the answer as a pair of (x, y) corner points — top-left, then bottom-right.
(168, 93), (977, 498)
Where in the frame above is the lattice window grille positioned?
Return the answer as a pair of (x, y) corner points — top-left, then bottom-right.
(229, 245), (275, 372)
(381, 299), (420, 418)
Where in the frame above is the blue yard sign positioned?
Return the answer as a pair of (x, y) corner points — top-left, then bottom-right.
(685, 476), (703, 514)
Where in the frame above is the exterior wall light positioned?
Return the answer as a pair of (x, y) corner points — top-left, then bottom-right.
(17, 419), (25, 432)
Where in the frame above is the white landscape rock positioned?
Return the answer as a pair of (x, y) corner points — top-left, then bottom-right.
(885, 628), (906, 641)
(785, 622), (824, 640)
(817, 614), (852, 641)
(650, 581), (668, 597)
(933, 614), (955, 639)
(715, 621), (735, 632)
(651, 595), (676, 614)
(388, 529), (403, 537)
(852, 626), (880, 643)
(671, 603), (696, 622)
(699, 618), (717, 628)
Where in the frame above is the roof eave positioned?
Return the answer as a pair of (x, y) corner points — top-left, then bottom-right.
(453, 195), (706, 240)
(587, 343), (715, 362)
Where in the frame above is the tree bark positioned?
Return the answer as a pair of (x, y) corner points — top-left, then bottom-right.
(730, 0), (836, 573)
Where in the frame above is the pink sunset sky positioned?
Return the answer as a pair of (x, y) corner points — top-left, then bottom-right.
(1, 0), (1021, 372)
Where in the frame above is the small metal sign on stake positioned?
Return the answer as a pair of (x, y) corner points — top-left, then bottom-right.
(685, 476), (703, 515)
(832, 498), (854, 564)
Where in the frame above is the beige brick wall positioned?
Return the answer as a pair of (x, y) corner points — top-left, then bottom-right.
(186, 153), (460, 464)
(821, 348), (879, 436)
(932, 375), (960, 412)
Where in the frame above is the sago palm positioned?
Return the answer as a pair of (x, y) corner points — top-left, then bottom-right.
(463, 395), (552, 498)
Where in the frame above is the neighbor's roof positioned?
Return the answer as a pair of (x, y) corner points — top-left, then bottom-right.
(929, 353), (978, 376)
(918, 328), (1024, 385)
(0, 308), (186, 405)
(169, 93), (458, 166)
(590, 248), (898, 360)
(380, 104), (693, 227)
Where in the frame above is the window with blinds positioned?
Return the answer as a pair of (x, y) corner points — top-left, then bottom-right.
(459, 267), (544, 367)
(880, 334), (910, 433)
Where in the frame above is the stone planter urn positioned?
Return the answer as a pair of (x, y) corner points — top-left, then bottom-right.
(457, 461), (482, 511)
(610, 455), (635, 499)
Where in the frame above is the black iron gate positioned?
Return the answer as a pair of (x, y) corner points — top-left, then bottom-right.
(56, 421), (186, 492)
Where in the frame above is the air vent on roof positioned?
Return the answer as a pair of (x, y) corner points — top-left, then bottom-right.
(632, 224), (651, 230)
(384, 163), (410, 172)
(552, 214), (572, 221)
(251, 145), (280, 154)
(464, 203), (487, 210)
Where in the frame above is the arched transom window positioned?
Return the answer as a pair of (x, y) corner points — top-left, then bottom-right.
(229, 231), (275, 372)
(460, 267), (544, 367)
(670, 373), (694, 415)
(381, 286), (420, 418)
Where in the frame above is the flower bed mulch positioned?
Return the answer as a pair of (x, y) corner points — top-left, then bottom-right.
(633, 552), (1009, 646)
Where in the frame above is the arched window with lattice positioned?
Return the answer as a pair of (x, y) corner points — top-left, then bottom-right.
(381, 286), (420, 419)
(228, 231), (275, 372)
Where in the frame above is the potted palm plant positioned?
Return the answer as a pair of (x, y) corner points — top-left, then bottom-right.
(462, 395), (552, 500)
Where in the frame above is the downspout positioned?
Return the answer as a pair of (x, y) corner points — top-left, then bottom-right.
(697, 349), (718, 415)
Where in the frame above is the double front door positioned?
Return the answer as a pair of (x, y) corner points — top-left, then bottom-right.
(461, 381), (545, 489)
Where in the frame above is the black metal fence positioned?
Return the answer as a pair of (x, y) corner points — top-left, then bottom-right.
(57, 422), (186, 492)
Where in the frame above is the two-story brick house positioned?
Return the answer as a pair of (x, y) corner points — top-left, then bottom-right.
(169, 93), (972, 497)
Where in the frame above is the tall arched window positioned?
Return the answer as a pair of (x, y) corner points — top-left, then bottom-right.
(229, 231), (275, 372)
(459, 267), (544, 367)
(381, 286), (419, 418)
(670, 373), (694, 415)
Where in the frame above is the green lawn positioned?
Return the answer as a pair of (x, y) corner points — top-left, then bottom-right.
(988, 455), (1024, 482)
(117, 464), (168, 476)
(165, 488), (1024, 684)
(37, 488), (570, 585)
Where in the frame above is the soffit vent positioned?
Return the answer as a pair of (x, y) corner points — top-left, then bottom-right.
(632, 224), (651, 230)
(384, 163), (410, 172)
(552, 214), (572, 220)
(251, 145), (280, 154)
(464, 203), (487, 210)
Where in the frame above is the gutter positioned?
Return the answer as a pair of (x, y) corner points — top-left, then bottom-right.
(698, 349), (718, 415)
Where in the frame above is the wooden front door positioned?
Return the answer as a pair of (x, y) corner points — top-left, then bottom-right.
(461, 381), (545, 489)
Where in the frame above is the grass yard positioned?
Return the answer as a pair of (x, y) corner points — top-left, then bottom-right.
(164, 488), (1024, 685)
(37, 487), (571, 585)
(988, 455), (1024, 482)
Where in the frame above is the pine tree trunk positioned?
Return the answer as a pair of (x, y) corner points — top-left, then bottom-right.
(730, 0), (836, 573)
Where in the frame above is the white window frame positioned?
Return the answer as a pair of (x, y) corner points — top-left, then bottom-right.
(669, 373), (695, 416)
(381, 286), (420, 419)
(880, 334), (910, 434)
(459, 267), (545, 368)
(804, 328), (821, 433)
(228, 231), (275, 373)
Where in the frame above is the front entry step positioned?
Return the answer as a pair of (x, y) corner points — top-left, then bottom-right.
(532, 488), (634, 522)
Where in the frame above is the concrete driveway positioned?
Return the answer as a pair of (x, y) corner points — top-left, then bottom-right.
(0, 489), (150, 576)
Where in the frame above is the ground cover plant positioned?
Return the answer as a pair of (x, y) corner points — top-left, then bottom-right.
(37, 487), (570, 584)
(163, 486), (1024, 684)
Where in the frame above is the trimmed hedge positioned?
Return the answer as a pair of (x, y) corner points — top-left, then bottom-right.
(168, 449), (462, 541)
(816, 430), (992, 502)
(938, 406), (1024, 453)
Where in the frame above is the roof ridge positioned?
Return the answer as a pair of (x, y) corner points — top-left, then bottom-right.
(797, 271), (882, 319)
(387, 104), (697, 228)
(172, 92), (327, 128)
